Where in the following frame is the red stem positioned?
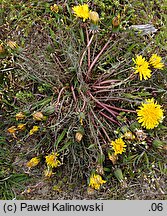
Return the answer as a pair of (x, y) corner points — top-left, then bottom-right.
(86, 27), (90, 69)
(92, 85), (115, 89)
(86, 34), (113, 82)
(99, 111), (120, 126)
(90, 113), (108, 144)
(93, 79), (121, 86)
(80, 90), (87, 112)
(71, 85), (77, 103)
(56, 86), (67, 106)
(88, 91), (118, 118)
(90, 111), (110, 143)
(101, 102), (136, 113)
(96, 104), (119, 115)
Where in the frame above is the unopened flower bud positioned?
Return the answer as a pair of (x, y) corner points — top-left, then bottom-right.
(0, 44), (4, 54)
(75, 132), (83, 142)
(112, 15), (120, 27)
(89, 11), (99, 23)
(33, 112), (44, 121)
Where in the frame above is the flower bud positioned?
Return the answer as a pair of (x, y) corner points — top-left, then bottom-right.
(42, 105), (55, 115)
(124, 131), (135, 140)
(0, 44), (4, 54)
(108, 152), (118, 165)
(89, 11), (99, 23)
(33, 112), (44, 121)
(112, 15), (120, 27)
(114, 168), (123, 182)
(75, 132), (83, 142)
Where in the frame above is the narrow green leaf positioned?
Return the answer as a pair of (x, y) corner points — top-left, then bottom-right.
(54, 129), (67, 149)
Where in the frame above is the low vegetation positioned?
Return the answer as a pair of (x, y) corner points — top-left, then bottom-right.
(0, 0), (166, 200)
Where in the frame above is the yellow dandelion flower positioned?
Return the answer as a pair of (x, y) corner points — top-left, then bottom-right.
(33, 112), (44, 121)
(26, 157), (40, 168)
(7, 126), (17, 134)
(136, 98), (164, 129)
(50, 4), (59, 13)
(89, 11), (99, 23)
(89, 173), (106, 190)
(16, 112), (25, 120)
(149, 54), (164, 69)
(133, 55), (152, 80)
(29, 126), (39, 135)
(111, 138), (126, 155)
(45, 152), (61, 168)
(17, 123), (26, 131)
(72, 4), (89, 22)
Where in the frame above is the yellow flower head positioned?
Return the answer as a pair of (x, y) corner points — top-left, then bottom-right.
(29, 126), (39, 135)
(50, 4), (59, 13)
(111, 138), (126, 155)
(45, 152), (61, 168)
(72, 4), (89, 22)
(33, 112), (44, 121)
(7, 126), (17, 134)
(133, 55), (152, 80)
(26, 157), (40, 168)
(149, 54), (164, 69)
(136, 98), (164, 129)
(89, 11), (99, 23)
(17, 123), (26, 131)
(89, 173), (106, 190)
(16, 112), (25, 120)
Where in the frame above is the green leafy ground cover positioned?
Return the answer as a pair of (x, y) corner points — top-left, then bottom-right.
(0, 0), (167, 199)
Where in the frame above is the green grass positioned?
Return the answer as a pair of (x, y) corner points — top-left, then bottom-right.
(0, 0), (167, 199)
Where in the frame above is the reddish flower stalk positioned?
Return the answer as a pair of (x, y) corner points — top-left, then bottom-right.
(88, 91), (118, 118)
(96, 104), (119, 116)
(86, 34), (114, 82)
(86, 26), (91, 69)
(100, 125), (111, 142)
(92, 85), (116, 89)
(93, 89), (122, 94)
(79, 34), (94, 67)
(92, 79), (121, 86)
(71, 85), (77, 103)
(90, 111), (111, 143)
(80, 90), (87, 112)
(55, 86), (67, 107)
(90, 113), (108, 144)
(100, 102), (136, 113)
(99, 111), (120, 126)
